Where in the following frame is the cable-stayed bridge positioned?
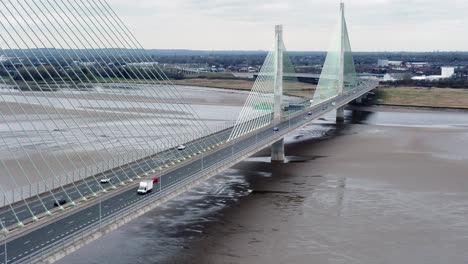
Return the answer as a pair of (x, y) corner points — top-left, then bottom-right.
(0, 1), (378, 263)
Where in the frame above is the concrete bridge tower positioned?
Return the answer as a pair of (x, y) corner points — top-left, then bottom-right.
(271, 25), (285, 162)
(336, 2), (346, 123)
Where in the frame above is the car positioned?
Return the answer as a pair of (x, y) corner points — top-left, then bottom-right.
(307, 111), (312, 116)
(100, 178), (111, 184)
(176, 144), (186, 150)
(53, 199), (67, 207)
(273, 127), (279, 132)
(332, 102), (336, 106)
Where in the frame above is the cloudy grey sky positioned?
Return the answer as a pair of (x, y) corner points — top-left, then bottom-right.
(110, 0), (468, 52)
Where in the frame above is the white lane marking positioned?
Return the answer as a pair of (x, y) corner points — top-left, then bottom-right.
(47, 230), (53, 234)
(68, 221), (74, 224)
(24, 240), (30, 245)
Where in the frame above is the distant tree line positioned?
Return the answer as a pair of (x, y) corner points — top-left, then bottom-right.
(382, 77), (468, 89)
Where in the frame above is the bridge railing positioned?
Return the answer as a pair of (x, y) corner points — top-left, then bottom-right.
(0, 150), (145, 207)
(0, 118), (240, 208)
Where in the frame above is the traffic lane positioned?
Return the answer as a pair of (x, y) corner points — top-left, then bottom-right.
(0, 127), (233, 228)
(7, 130), (280, 260)
(6, 133), (233, 260)
(6, 182), (156, 262)
(161, 160), (202, 188)
(0, 128), (229, 225)
(9, 154), (210, 262)
(203, 147), (234, 168)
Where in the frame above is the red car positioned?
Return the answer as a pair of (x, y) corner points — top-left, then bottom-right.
(152, 177), (159, 183)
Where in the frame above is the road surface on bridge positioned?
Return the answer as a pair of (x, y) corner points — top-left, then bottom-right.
(0, 80), (377, 264)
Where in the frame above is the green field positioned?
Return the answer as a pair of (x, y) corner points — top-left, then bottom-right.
(376, 86), (468, 109)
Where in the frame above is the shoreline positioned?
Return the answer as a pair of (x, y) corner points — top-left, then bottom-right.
(173, 81), (468, 111)
(350, 104), (468, 113)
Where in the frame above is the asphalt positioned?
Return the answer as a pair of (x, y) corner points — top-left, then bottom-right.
(0, 81), (378, 264)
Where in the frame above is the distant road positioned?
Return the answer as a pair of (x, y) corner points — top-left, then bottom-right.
(232, 72), (321, 79)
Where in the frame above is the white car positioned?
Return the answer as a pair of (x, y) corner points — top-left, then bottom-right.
(100, 178), (111, 184)
(177, 144), (186, 150)
(331, 102), (336, 106)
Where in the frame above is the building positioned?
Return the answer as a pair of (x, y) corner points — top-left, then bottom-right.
(378, 59), (405, 68)
(125, 62), (159, 68)
(411, 66), (455, 81)
(383, 73), (410, 82)
(441, 67), (455, 78)
(377, 59), (389, 67)
(407, 62), (429, 68)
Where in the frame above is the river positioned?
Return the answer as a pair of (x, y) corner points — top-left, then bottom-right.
(58, 106), (468, 264)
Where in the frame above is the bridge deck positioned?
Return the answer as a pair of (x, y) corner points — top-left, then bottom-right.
(0, 80), (378, 264)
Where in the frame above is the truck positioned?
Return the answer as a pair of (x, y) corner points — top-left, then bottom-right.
(137, 180), (153, 195)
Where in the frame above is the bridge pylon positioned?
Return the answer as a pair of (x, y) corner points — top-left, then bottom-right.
(336, 2), (346, 123)
(271, 25), (285, 162)
(313, 2), (357, 123)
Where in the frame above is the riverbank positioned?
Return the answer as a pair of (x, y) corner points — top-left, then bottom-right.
(376, 86), (468, 109)
(172, 78), (468, 109)
(172, 78), (315, 97)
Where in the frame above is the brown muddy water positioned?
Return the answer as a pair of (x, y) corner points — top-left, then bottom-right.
(58, 107), (468, 264)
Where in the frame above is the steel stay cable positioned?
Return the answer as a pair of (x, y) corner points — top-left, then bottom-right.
(95, 0), (223, 148)
(45, 0), (193, 166)
(24, 0), (164, 184)
(78, 0), (217, 154)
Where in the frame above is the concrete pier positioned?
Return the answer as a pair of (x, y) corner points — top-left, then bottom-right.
(271, 139), (285, 162)
(336, 106), (345, 123)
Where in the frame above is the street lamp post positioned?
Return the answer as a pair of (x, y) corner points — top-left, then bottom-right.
(0, 221), (8, 264)
(99, 197), (102, 231)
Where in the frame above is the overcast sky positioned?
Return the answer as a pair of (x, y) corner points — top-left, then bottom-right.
(110, 0), (468, 52)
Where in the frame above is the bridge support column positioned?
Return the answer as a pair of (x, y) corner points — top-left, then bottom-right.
(336, 106), (345, 123)
(271, 139), (285, 162)
(356, 95), (363, 104)
(271, 25), (285, 162)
